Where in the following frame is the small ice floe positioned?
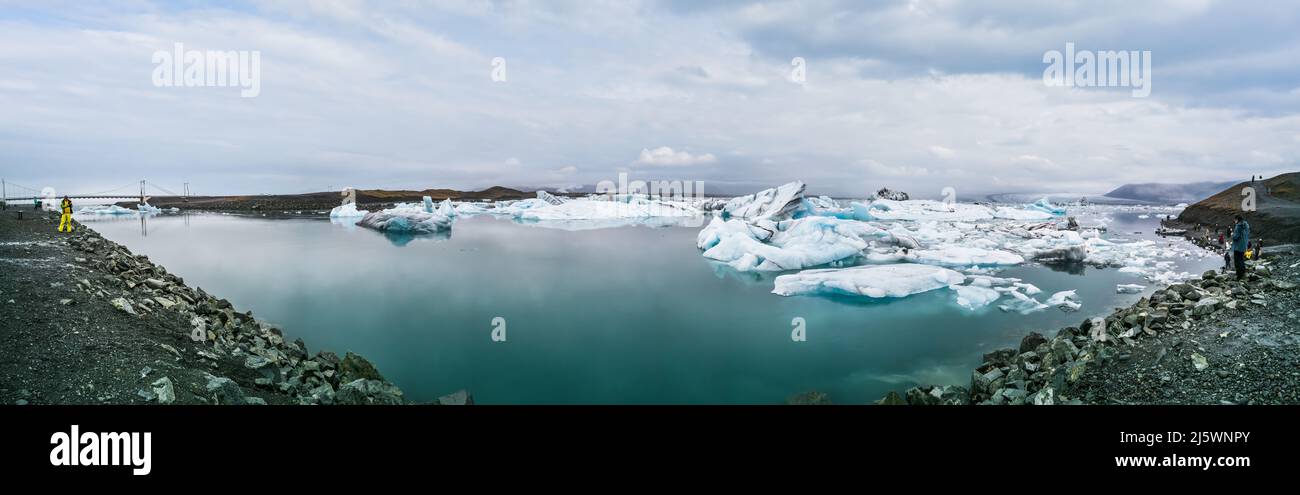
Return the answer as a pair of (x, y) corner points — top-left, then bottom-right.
(951, 284), (1002, 310)
(1044, 290), (1081, 312)
(998, 289), (1049, 315)
(1116, 283), (1146, 294)
(772, 263), (965, 299)
(699, 215), (880, 272)
(76, 205), (138, 215)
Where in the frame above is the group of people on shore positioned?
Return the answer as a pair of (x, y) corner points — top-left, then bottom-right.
(1215, 215), (1256, 280)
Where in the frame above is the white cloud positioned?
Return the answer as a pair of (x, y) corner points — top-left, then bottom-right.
(633, 147), (718, 167)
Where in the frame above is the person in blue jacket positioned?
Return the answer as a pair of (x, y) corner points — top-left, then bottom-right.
(1231, 215), (1250, 280)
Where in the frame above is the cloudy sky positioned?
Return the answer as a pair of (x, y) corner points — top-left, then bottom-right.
(1, 0), (1298, 199)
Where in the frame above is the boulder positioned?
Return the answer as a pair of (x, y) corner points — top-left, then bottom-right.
(335, 379), (404, 405)
(437, 389), (475, 406)
(151, 377), (175, 405)
(339, 352), (385, 383)
(205, 375), (247, 405)
(1019, 332), (1048, 354)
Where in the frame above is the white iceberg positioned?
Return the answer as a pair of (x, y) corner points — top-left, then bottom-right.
(75, 204), (138, 215)
(993, 206), (1055, 221)
(329, 203), (369, 218)
(862, 199), (994, 222)
(998, 289), (1049, 315)
(698, 215), (882, 272)
(951, 284), (1003, 310)
(719, 181), (807, 221)
(772, 263), (965, 299)
(1116, 283), (1146, 294)
(1028, 197), (1067, 216)
(137, 203), (162, 214)
(358, 203), (454, 234)
(907, 246), (1025, 268)
(1044, 290), (1081, 312)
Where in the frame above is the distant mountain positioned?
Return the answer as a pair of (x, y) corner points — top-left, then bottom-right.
(1104, 181), (1235, 204)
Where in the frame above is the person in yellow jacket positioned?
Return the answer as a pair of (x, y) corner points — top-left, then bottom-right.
(58, 196), (74, 232)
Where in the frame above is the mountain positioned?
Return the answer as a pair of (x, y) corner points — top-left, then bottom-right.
(1104, 181), (1236, 204)
(1177, 172), (1300, 242)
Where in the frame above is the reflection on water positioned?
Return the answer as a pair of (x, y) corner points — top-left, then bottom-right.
(87, 211), (1219, 404)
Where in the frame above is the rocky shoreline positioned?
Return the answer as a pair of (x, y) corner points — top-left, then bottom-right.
(874, 251), (1300, 405)
(1, 211), (469, 405)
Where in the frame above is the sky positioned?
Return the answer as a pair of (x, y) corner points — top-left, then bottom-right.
(1, 0), (1299, 199)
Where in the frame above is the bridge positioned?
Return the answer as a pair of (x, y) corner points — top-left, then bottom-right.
(1, 179), (190, 205)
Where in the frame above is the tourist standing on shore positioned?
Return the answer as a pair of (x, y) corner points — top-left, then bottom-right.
(1231, 215), (1250, 280)
(57, 196), (74, 232)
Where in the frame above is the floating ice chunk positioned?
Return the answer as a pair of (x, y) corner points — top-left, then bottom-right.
(908, 246), (1025, 267)
(76, 204), (138, 215)
(1138, 214), (1150, 219)
(329, 203), (369, 218)
(772, 263), (965, 299)
(1116, 283), (1146, 294)
(137, 203), (162, 214)
(1013, 282), (1042, 295)
(358, 203), (454, 234)
(454, 202), (491, 215)
(517, 197), (701, 222)
(700, 216), (880, 272)
(721, 181), (806, 221)
(998, 289), (1049, 314)
(993, 207), (1055, 221)
(864, 199), (995, 222)
(802, 196), (854, 219)
(439, 199), (456, 217)
(951, 284), (1003, 310)
(1045, 290), (1081, 311)
(1028, 197), (1067, 216)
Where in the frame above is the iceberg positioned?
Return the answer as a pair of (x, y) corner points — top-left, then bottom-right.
(863, 199), (994, 222)
(516, 197), (701, 222)
(951, 284), (1002, 310)
(329, 203), (369, 218)
(1028, 197), (1067, 216)
(137, 203), (162, 214)
(907, 246), (1025, 268)
(698, 215), (882, 272)
(772, 263), (965, 299)
(719, 181), (806, 221)
(998, 289), (1049, 315)
(358, 203), (454, 234)
(1116, 283), (1146, 294)
(75, 204), (138, 215)
(993, 207), (1055, 221)
(1044, 290), (1081, 311)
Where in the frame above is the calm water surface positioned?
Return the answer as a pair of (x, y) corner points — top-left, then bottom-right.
(85, 211), (1216, 404)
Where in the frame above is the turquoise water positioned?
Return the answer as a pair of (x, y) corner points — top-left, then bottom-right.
(86, 211), (1217, 404)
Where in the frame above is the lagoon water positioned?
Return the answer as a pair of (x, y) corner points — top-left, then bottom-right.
(86, 210), (1217, 404)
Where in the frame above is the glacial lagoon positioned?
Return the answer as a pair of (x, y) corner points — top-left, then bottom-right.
(84, 209), (1219, 404)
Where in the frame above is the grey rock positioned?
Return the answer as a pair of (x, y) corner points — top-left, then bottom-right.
(151, 377), (176, 405)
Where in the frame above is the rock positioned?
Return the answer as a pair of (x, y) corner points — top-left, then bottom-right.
(59, 298), (75, 306)
(15, 399), (28, 406)
(144, 278), (167, 289)
(931, 385), (970, 405)
(1202, 270), (1217, 280)
(905, 387), (939, 405)
(244, 355), (271, 369)
(339, 352), (384, 382)
(1193, 298), (1220, 316)
(154, 297), (177, 309)
(1002, 388), (1028, 405)
(314, 351), (341, 369)
(336, 379), (404, 405)
(874, 391), (906, 405)
(1191, 352), (1210, 371)
(151, 377), (175, 404)
(786, 391), (831, 405)
(1019, 332), (1048, 354)
(1031, 386), (1056, 405)
(243, 397), (267, 405)
(110, 297), (137, 315)
(306, 383), (335, 405)
(205, 375), (247, 405)
(1050, 338), (1079, 363)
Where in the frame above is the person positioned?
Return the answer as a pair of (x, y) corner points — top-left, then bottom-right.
(1231, 215), (1250, 280)
(57, 196), (74, 232)
(33, 198), (41, 210)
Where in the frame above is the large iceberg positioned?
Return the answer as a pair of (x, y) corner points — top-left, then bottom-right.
(698, 215), (883, 272)
(719, 181), (807, 221)
(329, 203), (369, 218)
(772, 263), (965, 299)
(358, 203), (454, 234)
